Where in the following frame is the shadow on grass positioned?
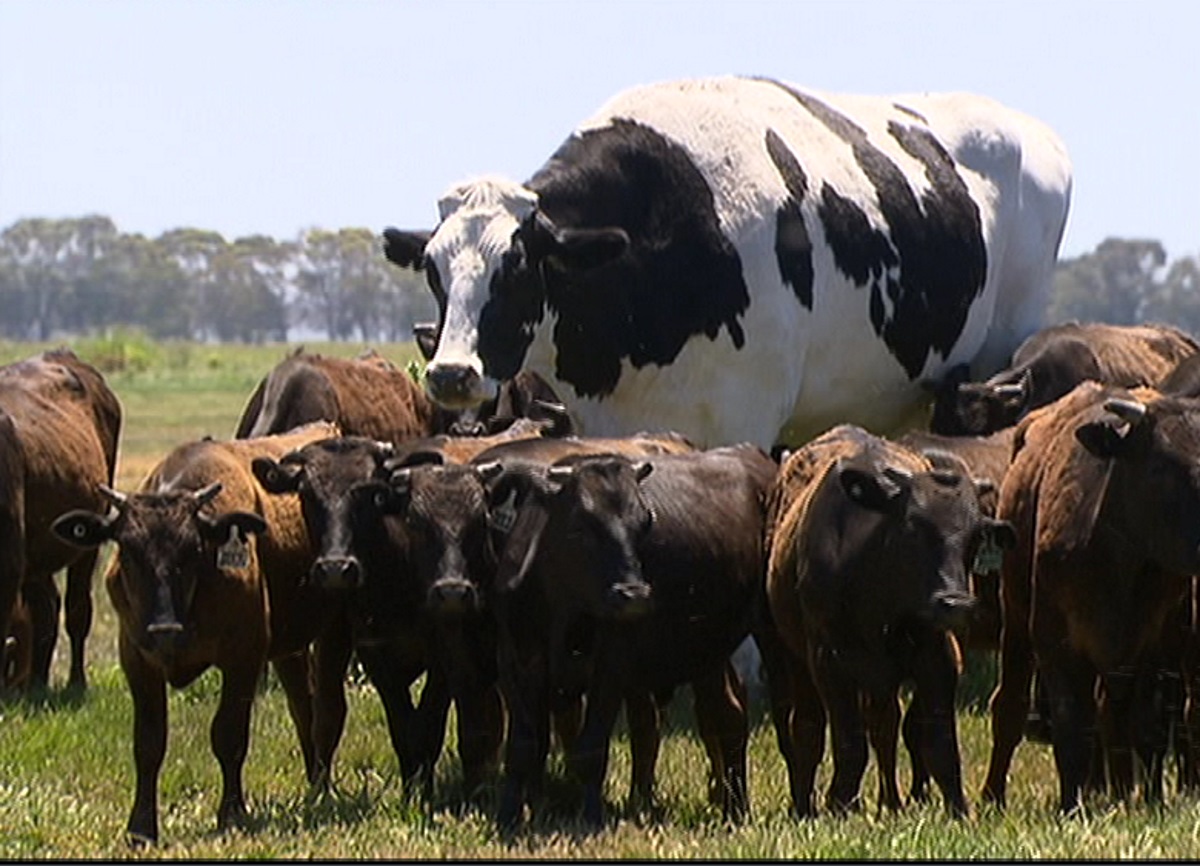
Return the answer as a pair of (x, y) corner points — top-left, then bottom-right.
(0, 682), (90, 715)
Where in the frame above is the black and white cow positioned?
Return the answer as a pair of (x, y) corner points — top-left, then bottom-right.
(384, 76), (1072, 449)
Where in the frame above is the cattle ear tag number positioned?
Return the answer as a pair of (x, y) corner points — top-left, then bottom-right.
(490, 490), (518, 535)
(972, 537), (1004, 574)
(217, 525), (251, 570)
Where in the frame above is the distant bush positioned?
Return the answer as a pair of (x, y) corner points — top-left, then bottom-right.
(75, 328), (162, 374)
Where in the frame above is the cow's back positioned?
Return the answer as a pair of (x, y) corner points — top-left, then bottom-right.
(239, 352), (434, 443)
(554, 78), (1071, 445)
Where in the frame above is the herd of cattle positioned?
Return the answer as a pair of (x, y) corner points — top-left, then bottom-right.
(3, 319), (1200, 844)
(5, 75), (1196, 846)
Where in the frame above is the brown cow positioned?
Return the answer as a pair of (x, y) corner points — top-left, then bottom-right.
(930, 321), (1199, 436)
(982, 382), (1200, 813)
(764, 425), (1013, 818)
(51, 421), (345, 845)
(236, 348), (570, 441)
(0, 348), (122, 691)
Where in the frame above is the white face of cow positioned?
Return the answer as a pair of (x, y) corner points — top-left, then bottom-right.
(422, 177), (541, 410)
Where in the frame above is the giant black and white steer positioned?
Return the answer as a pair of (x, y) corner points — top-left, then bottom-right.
(384, 76), (1072, 448)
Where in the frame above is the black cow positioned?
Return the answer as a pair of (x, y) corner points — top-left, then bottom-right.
(764, 425), (1014, 818)
(930, 321), (1199, 436)
(486, 443), (776, 828)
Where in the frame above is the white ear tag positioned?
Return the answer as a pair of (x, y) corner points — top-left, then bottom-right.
(217, 525), (251, 570)
(490, 489), (518, 534)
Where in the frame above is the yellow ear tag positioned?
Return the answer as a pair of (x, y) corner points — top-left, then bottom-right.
(217, 525), (251, 570)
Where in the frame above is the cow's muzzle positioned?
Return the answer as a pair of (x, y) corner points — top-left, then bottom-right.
(928, 589), (976, 631)
(311, 556), (363, 590)
(427, 578), (480, 617)
(425, 362), (484, 409)
(606, 581), (654, 621)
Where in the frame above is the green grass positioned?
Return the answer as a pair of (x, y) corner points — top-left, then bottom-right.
(3, 337), (1200, 857)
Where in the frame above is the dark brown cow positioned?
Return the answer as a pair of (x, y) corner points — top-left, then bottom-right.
(0, 348), (121, 691)
(486, 442), (773, 829)
(236, 348), (570, 441)
(235, 349), (440, 440)
(896, 427), (1017, 650)
(51, 421), (346, 845)
(764, 425), (1013, 818)
(982, 382), (1200, 813)
(930, 322), (1199, 436)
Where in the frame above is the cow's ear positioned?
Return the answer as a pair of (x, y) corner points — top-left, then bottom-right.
(991, 371), (1031, 419)
(1075, 398), (1148, 459)
(52, 510), (117, 548)
(197, 510), (268, 543)
(840, 464), (909, 513)
(252, 456), (302, 494)
(633, 461), (653, 482)
(382, 228), (430, 270)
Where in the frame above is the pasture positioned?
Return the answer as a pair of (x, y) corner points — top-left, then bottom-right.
(1, 337), (1199, 858)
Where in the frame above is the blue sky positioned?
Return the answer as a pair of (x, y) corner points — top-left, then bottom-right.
(1, 0), (1196, 259)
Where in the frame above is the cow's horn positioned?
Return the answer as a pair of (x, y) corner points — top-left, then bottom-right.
(992, 383), (1026, 398)
(98, 484), (127, 508)
(192, 482), (223, 505)
(1104, 398), (1147, 424)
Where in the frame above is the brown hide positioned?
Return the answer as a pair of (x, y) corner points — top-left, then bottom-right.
(235, 349), (435, 442)
(983, 382), (1200, 813)
(76, 420), (338, 843)
(0, 349), (121, 690)
(931, 322), (1200, 436)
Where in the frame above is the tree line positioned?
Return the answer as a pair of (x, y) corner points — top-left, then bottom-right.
(0, 216), (1197, 345)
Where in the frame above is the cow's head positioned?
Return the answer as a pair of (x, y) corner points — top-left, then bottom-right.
(929, 364), (1031, 436)
(487, 453), (655, 621)
(1074, 392), (1200, 574)
(252, 437), (395, 591)
(385, 455), (504, 618)
(383, 176), (628, 410)
(52, 483), (267, 661)
(816, 454), (1014, 632)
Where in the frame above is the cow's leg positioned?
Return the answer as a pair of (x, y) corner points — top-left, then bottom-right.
(812, 649), (866, 814)
(212, 659), (263, 832)
(692, 659), (750, 823)
(434, 624), (502, 798)
(21, 572), (59, 691)
(981, 612), (1035, 808)
(624, 687), (661, 817)
(1099, 666), (1136, 802)
(569, 671), (625, 828)
(911, 632), (968, 817)
(354, 643), (432, 798)
(411, 665), (452, 800)
(271, 650), (317, 783)
(901, 692), (930, 803)
(753, 623), (819, 817)
(496, 643), (550, 831)
(864, 688), (902, 814)
(1043, 651), (1097, 815)
(119, 631), (167, 846)
(63, 552), (96, 690)
(310, 618), (354, 789)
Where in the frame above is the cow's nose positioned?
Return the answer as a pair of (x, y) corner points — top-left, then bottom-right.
(428, 579), (478, 616)
(312, 556), (362, 590)
(146, 621), (184, 635)
(929, 589), (975, 630)
(425, 363), (482, 408)
(606, 581), (654, 620)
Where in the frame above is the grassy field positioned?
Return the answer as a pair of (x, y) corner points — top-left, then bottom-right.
(2, 337), (1200, 858)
